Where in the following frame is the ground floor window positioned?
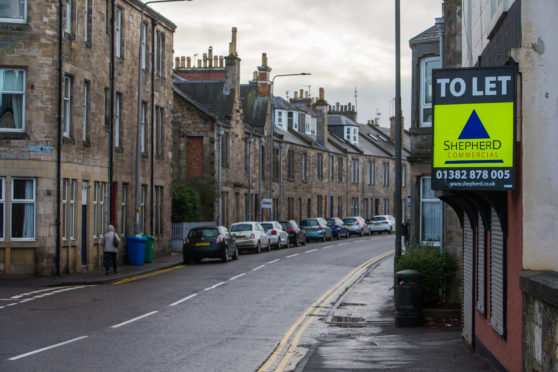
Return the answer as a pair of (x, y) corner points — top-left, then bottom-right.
(420, 176), (442, 246)
(121, 183), (127, 236)
(11, 178), (35, 239)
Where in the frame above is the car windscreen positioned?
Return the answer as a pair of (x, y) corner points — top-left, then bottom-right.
(301, 219), (318, 226)
(343, 218), (357, 224)
(325, 219), (335, 226)
(188, 228), (218, 238)
(280, 222), (291, 230)
(371, 217), (385, 222)
(230, 224), (252, 232)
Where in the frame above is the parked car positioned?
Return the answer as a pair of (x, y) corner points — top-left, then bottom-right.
(343, 216), (371, 236)
(300, 217), (332, 242)
(280, 220), (306, 246)
(183, 226), (238, 264)
(368, 215), (396, 234)
(326, 217), (350, 239)
(261, 221), (290, 249)
(230, 221), (270, 253)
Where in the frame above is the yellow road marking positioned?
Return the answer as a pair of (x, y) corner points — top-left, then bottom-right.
(257, 250), (393, 372)
(112, 265), (185, 285)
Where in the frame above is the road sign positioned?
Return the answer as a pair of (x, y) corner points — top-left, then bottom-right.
(432, 66), (515, 190)
(261, 198), (272, 209)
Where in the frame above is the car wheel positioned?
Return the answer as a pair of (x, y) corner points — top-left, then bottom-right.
(285, 238), (290, 248)
(232, 247), (239, 260)
(360, 230), (364, 237)
(256, 241), (261, 254)
(337, 232), (340, 240)
(322, 234), (326, 242)
(346, 231), (350, 239)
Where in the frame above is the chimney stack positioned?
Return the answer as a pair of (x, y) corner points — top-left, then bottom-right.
(294, 91), (298, 99)
(175, 57), (180, 68)
(257, 52), (272, 98)
(224, 27), (241, 95)
(186, 56), (191, 68)
(208, 47), (213, 67)
(319, 87), (325, 101)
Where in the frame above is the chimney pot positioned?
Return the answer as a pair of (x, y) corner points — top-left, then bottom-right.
(294, 91), (298, 99)
(262, 53), (267, 67)
(186, 56), (191, 68)
(197, 59), (202, 68)
(203, 53), (208, 68)
(336, 102), (340, 111)
(253, 71), (258, 81)
(319, 87), (325, 100)
(175, 57), (180, 69)
(230, 27), (238, 56)
(214, 56), (218, 67)
(305, 91), (309, 99)
(299, 89), (303, 99)
(219, 56), (224, 67)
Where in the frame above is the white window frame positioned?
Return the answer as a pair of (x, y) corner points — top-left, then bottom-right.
(65, 0), (72, 33)
(121, 183), (127, 236)
(115, 93), (121, 147)
(275, 110), (284, 130)
(141, 22), (147, 70)
(419, 56), (440, 127)
(311, 117), (317, 136)
(70, 179), (75, 239)
(63, 76), (72, 137)
(345, 127), (351, 141)
(82, 80), (89, 141)
(62, 179), (68, 239)
(11, 178), (35, 240)
(84, 0), (90, 43)
(115, 8), (122, 58)
(304, 114), (311, 134)
(292, 112), (298, 131)
(0, 0), (27, 23)
(0, 177), (4, 240)
(419, 176), (442, 246)
(93, 182), (99, 236)
(141, 185), (146, 233)
(140, 102), (146, 152)
(0, 68), (26, 132)
(100, 182), (105, 236)
(352, 127), (358, 144)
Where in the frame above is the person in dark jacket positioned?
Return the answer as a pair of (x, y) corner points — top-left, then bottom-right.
(401, 220), (410, 248)
(103, 224), (120, 275)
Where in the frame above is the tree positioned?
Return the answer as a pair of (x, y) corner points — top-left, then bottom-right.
(172, 186), (202, 222)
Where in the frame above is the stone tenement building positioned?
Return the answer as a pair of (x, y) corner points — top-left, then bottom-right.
(0, 0), (175, 276)
(173, 29), (411, 227)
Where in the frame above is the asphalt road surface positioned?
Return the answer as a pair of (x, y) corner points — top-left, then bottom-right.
(0, 234), (394, 372)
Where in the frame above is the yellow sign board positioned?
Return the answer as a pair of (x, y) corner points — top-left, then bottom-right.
(432, 67), (515, 190)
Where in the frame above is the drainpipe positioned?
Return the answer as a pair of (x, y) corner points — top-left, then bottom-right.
(56, 0), (63, 276)
(259, 136), (263, 221)
(109, 0), (115, 226)
(279, 142), (284, 220)
(218, 125), (223, 225)
(150, 20), (157, 234)
(248, 134), (253, 220)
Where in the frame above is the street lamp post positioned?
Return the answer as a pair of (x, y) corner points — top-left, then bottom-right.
(394, 0), (402, 261)
(134, 0), (188, 234)
(269, 73), (310, 221)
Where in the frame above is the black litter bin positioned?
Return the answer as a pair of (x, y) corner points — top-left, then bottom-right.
(394, 270), (423, 327)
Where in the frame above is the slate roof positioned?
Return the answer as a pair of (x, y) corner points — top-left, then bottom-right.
(409, 23), (441, 46)
(328, 114), (358, 126)
(174, 81), (234, 123)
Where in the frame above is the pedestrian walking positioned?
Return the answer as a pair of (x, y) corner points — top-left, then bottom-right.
(401, 220), (410, 249)
(103, 224), (120, 275)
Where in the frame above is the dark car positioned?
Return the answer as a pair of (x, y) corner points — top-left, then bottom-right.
(183, 226), (238, 264)
(326, 217), (350, 239)
(280, 220), (306, 247)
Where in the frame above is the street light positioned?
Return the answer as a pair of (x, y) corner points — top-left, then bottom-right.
(134, 0), (189, 234)
(268, 73), (310, 221)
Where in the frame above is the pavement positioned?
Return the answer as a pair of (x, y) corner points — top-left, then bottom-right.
(1, 253), (497, 371)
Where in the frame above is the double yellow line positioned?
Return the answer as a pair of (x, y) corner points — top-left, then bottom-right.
(257, 250), (393, 372)
(112, 265), (184, 285)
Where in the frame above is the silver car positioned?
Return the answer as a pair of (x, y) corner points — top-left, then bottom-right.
(261, 221), (290, 249)
(368, 215), (396, 234)
(343, 216), (371, 237)
(230, 222), (271, 253)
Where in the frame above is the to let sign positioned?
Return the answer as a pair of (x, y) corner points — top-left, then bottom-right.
(432, 66), (516, 190)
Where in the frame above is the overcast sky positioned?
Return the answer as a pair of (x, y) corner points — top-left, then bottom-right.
(150, 0), (443, 128)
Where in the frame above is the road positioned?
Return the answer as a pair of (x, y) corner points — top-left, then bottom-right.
(0, 234), (394, 372)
